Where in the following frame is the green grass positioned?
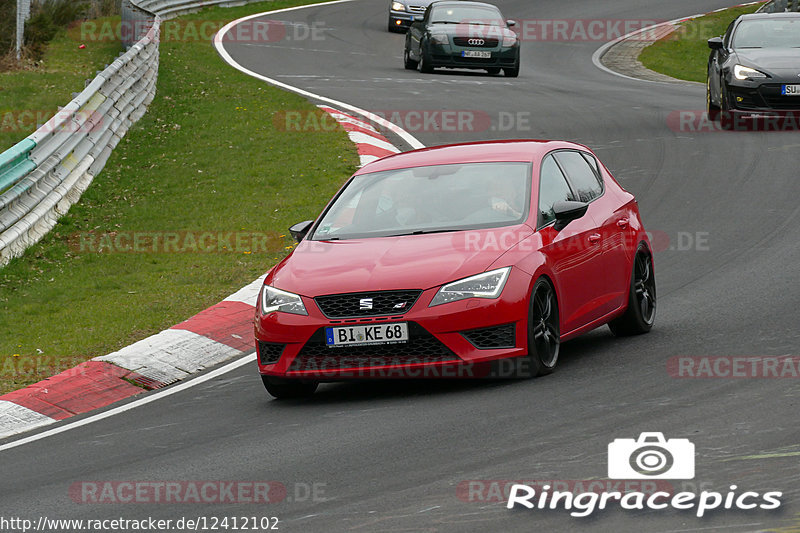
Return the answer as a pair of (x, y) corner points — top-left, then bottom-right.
(639, 4), (762, 83)
(0, 0), (358, 394)
(0, 16), (124, 151)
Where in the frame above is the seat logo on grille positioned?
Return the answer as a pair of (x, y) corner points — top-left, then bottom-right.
(468, 38), (485, 46)
(393, 302), (407, 309)
(359, 298), (373, 310)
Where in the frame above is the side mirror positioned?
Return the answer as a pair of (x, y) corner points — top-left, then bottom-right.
(707, 36), (723, 50)
(552, 201), (588, 231)
(289, 220), (313, 243)
(506, 19), (517, 27)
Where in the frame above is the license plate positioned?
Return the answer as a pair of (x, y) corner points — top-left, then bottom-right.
(326, 323), (409, 347)
(781, 84), (800, 95)
(462, 50), (491, 59)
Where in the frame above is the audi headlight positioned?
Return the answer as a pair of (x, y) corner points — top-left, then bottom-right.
(502, 32), (518, 47)
(391, 1), (406, 11)
(734, 64), (767, 80)
(430, 33), (449, 45)
(429, 267), (511, 307)
(261, 286), (307, 316)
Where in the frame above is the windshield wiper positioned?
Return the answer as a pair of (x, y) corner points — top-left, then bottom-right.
(431, 20), (458, 24)
(388, 229), (463, 237)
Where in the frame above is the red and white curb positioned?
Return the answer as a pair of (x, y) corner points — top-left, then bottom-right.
(318, 105), (400, 166)
(0, 107), (401, 441)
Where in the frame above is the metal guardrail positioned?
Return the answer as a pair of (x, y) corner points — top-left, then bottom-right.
(0, 0), (270, 266)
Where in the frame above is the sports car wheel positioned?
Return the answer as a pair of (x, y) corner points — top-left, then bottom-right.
(707, 75), (720, 121)
(404, 48), (418, 70)
(418, 44), (434, 73)
(609, 245), (656, 336)
(487, 67), (501, 75)
(504, 66), (520, 78)
(261, 376), (318, 399)
(523, 278), (560, 377)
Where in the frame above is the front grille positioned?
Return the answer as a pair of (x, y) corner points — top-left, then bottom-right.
(314, 290), (421, 318)
(258, 341), (286, 365)
(408, 5), (427, 13)
(461, 323), (516, 349)
(758, 85), (800, 110)
(453, 37), (499, 48)
(289, 322), (457, 371)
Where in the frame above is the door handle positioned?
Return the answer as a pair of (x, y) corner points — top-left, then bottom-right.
(588, 233), (601, 244)
(617, 218), (629, 229)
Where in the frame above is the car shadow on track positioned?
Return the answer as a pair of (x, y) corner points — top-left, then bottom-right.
(262, 327), (659, 406)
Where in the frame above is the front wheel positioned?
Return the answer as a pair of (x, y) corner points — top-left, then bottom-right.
(522, 278), (560, 377)
(418, 44), (434, 73)
(261, 376), (318, 399)
(504, 66), (520, 78)
(707, 74), (720, 121)
(608, 246), (656, 336)
(487, 67), (501, 75)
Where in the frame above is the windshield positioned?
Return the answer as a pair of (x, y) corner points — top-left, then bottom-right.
(430, 5), (504, 26)
(733, 18), (800, 48)
(311, 162), (531, 240)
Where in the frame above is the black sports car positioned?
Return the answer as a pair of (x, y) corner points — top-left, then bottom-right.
(403, 1), (520, 77)
(707, 13), (800, 120)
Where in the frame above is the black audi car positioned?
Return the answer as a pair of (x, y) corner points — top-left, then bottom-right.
(403, 1), (520, 77)
(707, 13), (800, 119)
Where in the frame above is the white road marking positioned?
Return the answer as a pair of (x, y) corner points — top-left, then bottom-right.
(0, 353), (256, 453)
(213, 1), (425, 150)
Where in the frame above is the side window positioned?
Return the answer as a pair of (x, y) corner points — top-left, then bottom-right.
(538, 155), (575, 227)
(553, 151), (603, 203)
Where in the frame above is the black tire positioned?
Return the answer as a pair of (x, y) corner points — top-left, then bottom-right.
(418, 44), (434, 73)
(504, 66), (520, 78)
(608, 245), (656, 336)
(261, 376), (318, 399)
(404, 48), (418, 70)
(521, 278), (560, 377)
(707, 75), (720, 121)
(487, 67), (501, 75)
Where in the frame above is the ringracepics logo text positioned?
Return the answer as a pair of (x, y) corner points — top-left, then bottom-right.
(506, 433), (782, 517)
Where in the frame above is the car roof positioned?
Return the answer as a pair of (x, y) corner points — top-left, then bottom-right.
(429, 1), (500, 9)
(356, 140), (592, 174)
(738, 12), (800, 20)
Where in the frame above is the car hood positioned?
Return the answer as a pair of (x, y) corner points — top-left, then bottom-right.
(735, 48), (800, 75)
(267, 225), (534, 297)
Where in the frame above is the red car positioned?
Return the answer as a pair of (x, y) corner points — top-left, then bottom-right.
(254, 140), (655, 398)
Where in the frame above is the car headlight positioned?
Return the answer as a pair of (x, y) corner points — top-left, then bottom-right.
(430, 33), (449, 45)
(429, 267), (511, 307)
(391, 1), (406, 11)
(502, 32), (518, 47)
(733, 64), (767, 80)
(261, 286), (308, 316)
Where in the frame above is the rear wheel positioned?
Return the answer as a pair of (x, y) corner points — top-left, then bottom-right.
(261, 376), (318, 399)
(404, 48), (418, 70)
(609, 246), (656, 336)
(522, 279), (560, 377)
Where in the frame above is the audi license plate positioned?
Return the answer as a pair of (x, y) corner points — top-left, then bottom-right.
(462, 50), (491, 59)
(781, 84), (800, 95)
(326, 323), (409, 347)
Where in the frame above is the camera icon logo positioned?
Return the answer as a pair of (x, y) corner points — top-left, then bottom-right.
(608, 432), (695, 479)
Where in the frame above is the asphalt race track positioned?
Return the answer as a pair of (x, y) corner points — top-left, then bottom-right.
(2, 0), (800, 531)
